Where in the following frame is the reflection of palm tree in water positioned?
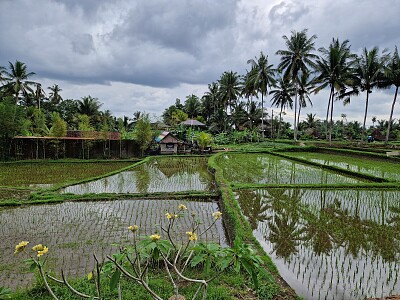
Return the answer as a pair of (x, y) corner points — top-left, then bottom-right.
(268, 213), (304, 259)
(264, 188), (305, 259)
(236, 190), (269, 230)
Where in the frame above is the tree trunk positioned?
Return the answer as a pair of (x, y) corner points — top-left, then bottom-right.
(325, 87), (333, 140)
(297, 102), (302, 135)
(293, 84), (298, 141)
(277, 107), (283, 139)
(362, 91), (370, 140)
(385, 86), (399, 144)
(329, 90), (334, 146)
(261, 93), (264, 138)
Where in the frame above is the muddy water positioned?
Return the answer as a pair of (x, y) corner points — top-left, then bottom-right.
(235, 189), (400, 300)
(0, 199), (225, 288)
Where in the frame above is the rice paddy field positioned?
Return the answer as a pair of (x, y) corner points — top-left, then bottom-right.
(0, 161), (135, 188)
(282, 151), (400, 181)
(216, 153), (367, 185)
(0, 199), (225, 288)
(234, 188), (400, 300)
(2, 151), (400, 299)
(61, 156), (215, 194)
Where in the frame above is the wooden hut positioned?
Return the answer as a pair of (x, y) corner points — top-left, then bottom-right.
(155, 131), (181, 154)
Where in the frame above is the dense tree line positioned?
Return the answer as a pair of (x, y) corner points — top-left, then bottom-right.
(1, 29), (399, 150)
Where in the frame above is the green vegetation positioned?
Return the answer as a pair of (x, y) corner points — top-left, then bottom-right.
(0, 161), (135, 188)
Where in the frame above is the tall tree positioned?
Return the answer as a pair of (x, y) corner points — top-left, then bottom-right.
(1, 60), (37, 105)
(276, 29), (317, 141)
(133, 114), (153, 157)
(355, 47), (388, 138)
(77, 95), (102, 128)
(247, 52), (276, 138)
(218, 71), (241, 113)
(48, 84), (63, 105)
(270, 77), (295, 138)
(297, 72), (315, 130)
(314, 38), (357, 144)
(201, 82), (219, 122)
(184, 94), (201, 118)
(383, 46), (400, 143)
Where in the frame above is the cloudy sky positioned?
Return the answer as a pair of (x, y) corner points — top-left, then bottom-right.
(1, 0), (399, 125)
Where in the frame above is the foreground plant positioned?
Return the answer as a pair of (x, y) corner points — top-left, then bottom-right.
(15, 204), (264, 300)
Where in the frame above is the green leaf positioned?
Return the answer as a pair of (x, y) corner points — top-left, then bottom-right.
(87, 272), (93, 281)
(29, 262), (38, 272)
(110, 270), (121, 290)
(190, 254), (206, 267)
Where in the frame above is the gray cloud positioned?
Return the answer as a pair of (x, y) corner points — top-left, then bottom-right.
(0, 0), (399, 124)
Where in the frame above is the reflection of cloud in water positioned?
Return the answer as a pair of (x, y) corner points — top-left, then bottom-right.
(62, 159), (215, 194)
(218, 153), (365, 185)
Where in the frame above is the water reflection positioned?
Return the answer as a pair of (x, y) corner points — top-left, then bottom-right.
(218, 154), (366, 185)
(236, 189), (400, 300)
(62, 157), (215, 194)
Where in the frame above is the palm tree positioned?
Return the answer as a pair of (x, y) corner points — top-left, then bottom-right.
(78, 95), (102, 116)
(314, 38), (357, 144)
(184, 94), (201, 118)
(297, 72), (315, 130)
(270, 77), (295, 138)
(276, 29), (318, 141)
(383, 46), (400, 143)
(217, 71), (241, 131)
(355, 47), (388, 138)
(247, 52), (276, 138)
(48, 84), (63, 105)
(201, 82), (219, 121)
(1, 60), (37, 105)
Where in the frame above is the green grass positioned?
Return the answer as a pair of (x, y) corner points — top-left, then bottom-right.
(11, 268), (269, 300)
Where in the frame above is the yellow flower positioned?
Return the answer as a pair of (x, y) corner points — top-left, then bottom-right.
(166, 212), (178, 219)
(14, 241), (29, 254)
(186, 231), (198, 241)
(37, 246), (48, 257)
(212, 211), (222, 220)
(178, 204), (187, 211)
(150, 234), (161, 242)
(32, 244), (44, 252)
(128, 225), (139, 232)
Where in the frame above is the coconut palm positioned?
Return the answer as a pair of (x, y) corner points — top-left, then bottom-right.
(297, 72), (315, 130)
(217, 71), (241, 131)
(184, 94), (202, 118)
(201, 82), (219, 121)
(247, 52), (276, 138)
(355, 47), (388, 138)
(270, 77), (295, 138)
(1, 60), (37, 105)
(314, 38), (357, 144)
(276, 29), (318, 141)
(218, 71), (241, 112)
(48, 84), (63, 105)
(78, 95), (102, 117)
(383, 46), (400, 143)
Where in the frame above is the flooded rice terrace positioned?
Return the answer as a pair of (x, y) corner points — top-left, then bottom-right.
(62, 156), (215, 194)
(284, 151), (400, 182)
(235, 188), (400, 300)
(0, 199), (225, 288)
(217, 153), (367, 185)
